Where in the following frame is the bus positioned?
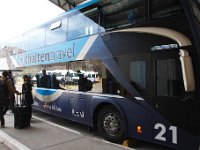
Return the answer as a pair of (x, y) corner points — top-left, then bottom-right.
(0, 0), (199, 149)
(85, 71), (100, 83)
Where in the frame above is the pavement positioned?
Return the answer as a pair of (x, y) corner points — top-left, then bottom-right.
(0, 111), (133, 150)
(0, 143), (11, 150)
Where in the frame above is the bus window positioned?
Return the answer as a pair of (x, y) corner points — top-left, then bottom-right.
(16, 63), (68, 89)
(191, 0), (200, 23)
(46, 18), (68, 45)
(149, 0), (183, 20)
(18, 33), (30, 51)
(83, 7), (99, 25)
(66, 60), (102, 92)
(156, 59), (185, 96)
(68, 11), (99, 40)
(114, 54), (148, 96)
(65, 59), (125, 95)
(130, 61), (146, 91)
(100, 0), (147, 30)
(30, 27), (45, 50)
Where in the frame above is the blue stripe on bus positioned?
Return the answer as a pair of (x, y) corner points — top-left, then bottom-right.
(36, 89), (56, 96)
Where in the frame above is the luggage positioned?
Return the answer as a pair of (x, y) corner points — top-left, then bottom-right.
(14, 94), (31, 129)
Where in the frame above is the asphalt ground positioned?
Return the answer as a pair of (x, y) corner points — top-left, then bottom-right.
(0, 110), (175, 150)
(0, 111), (134, 150)
(32, 110), (174, 150)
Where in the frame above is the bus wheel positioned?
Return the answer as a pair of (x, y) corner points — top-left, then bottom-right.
(97, 106), (125, 143)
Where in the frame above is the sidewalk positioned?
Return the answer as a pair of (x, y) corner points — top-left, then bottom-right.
(0, 112), (133, 150)
(0, 143), (11, 150)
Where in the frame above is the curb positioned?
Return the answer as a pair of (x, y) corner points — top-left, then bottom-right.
(0, 130), (31, 150)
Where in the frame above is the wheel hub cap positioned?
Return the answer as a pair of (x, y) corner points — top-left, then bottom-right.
(103, 113), (120, 136)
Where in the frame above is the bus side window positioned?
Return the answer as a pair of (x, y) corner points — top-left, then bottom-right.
(106, 79), (119, 95)
(156, 59), (184, 96)
(130, 61), (146, 94)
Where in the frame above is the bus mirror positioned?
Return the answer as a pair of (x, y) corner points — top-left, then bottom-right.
(179, 50), (195, 92)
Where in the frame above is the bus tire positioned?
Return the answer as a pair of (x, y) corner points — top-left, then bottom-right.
(97, 105), (125, 143)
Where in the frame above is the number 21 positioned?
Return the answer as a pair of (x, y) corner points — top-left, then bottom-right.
(154, 123), (177, 144)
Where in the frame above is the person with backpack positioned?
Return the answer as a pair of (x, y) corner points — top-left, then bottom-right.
(0, 71), (19, 127)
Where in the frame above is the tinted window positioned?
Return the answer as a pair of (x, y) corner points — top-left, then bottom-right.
(101, 0), (147, 30)
(191, 0), (200, 23)
(46, 19), (67, 45)
(130, 61), (146, 90)
(150, 0), (183, 20)
(156, 59), (184, 96)
(68, 11), (99, 40)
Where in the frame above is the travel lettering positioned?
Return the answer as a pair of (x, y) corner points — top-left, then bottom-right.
(20, 43), (75, 66)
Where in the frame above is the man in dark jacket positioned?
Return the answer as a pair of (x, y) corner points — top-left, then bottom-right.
(40, 70), (51, 88)
(0, 71), (19, 127)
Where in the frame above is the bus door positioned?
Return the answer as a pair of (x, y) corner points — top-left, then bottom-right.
(151, 50), (198, 135)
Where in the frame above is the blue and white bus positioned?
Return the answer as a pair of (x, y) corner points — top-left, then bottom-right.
(0, 0), (200, 150)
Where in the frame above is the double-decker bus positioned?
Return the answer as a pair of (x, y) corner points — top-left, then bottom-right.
(0, 0), (199, 149)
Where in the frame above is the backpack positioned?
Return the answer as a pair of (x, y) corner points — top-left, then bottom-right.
(0, 79), (9, 103)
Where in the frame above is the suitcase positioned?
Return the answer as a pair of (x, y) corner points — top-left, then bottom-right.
(14, 94), (31, 129)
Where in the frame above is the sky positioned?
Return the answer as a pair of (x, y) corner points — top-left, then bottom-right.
(0, 0), (64, 44)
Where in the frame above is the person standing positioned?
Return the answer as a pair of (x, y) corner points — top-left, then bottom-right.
(51, 74), (60, 89)
(77, 70), (85, 91)
(22, 75), (33, 120)
(51, 74), (65, 90)
(0, 71), (19, 127)
(35, 74), (40, 87)
(8, 71), (16, 113)
(40, 70), (51, 88)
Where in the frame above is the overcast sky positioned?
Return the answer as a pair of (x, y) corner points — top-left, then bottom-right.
(0, 0), (64, 44)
